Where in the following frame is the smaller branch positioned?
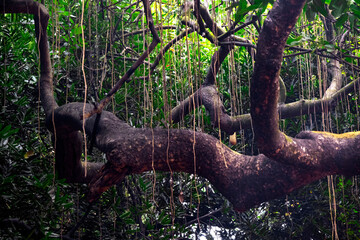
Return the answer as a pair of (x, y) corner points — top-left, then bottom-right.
(337, 56), (360, 72)
(321, 11), (344, 99)
(284, 47), (360, 73)
(194, 0), (206, 34)
(143, 0), (160, 43)
(284, 48), (336, 59)
(84, 0), (160, 119)
(117, 56), (152, 66)
(181, 19), (215, 44)
(218, 17), (257, 41)
(171, 86), (252, 134)
(196, 2), (249, 47)
(203, 45), (233, 85)
(147, 28), (196, 77)
(193, 2), (249, 43)
(121, 25), (177, 38)
(341, 54), (360, 60)
(185, 208), (223, 227)
(198, 3), (222, 36)
(181, 10), (251, 46)
(171, 90), (201, 124)
(283, 50), (312, 58)
(323, 59), (341, 99)
(172, 78), (360, 134)
(123, 7), (143, 26)
(218, 41), (256, 48)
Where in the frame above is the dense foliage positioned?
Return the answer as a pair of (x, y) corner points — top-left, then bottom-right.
(1, 0), (360, 239)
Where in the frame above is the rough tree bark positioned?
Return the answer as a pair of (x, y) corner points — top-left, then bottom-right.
(2, 0), (360, 213)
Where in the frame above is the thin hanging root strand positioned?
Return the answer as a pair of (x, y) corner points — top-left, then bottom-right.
(83, 0), (160, 120)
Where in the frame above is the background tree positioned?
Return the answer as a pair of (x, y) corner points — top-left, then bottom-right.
(1, 0), (360, 239)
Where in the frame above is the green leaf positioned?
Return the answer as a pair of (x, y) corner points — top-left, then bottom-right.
(330, 0), (349, 18)
(286, 35), (303, 46)
(335, 13), (348, 28)
(0, 125), (19, 139)
(345, 56), (356, 64)
(0, 125), (11, 138)
(348, 13), (356, 27)
(225, 1), (242, 11)
(232, 0), (265, 23)
(233, 0), (248, 22)
(124, 218), (136, 224)
(160, 214), (171, 225)
(71, 24), (83, 35)
(119, 210), (131, 219)
(312, 0), (328, 16)
(350, 3), (360, 19)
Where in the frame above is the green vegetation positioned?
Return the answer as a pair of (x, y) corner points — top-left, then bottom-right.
(1, 0), (360, 239)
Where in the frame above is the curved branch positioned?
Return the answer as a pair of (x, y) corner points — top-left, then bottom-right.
(322, 13), (349, 99)
(171, 86), (251, 134)
(181, 19), (215, 44)
(218, 41), (256, 48)
(203, 45), (233, 85)
(41, 96), (360, 212)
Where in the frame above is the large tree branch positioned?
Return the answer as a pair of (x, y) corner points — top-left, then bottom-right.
(250, 0), (307, 154)
(48, 103), (360, 212)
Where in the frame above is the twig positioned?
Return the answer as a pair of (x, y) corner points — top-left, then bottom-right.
(185, 208), (223, 227)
